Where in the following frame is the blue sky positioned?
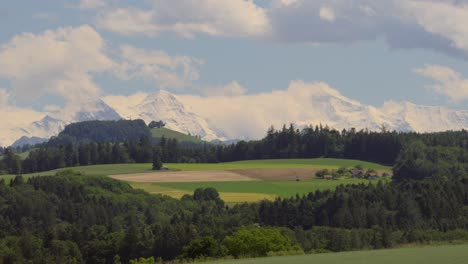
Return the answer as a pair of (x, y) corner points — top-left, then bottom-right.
(1, 0), (468, 111)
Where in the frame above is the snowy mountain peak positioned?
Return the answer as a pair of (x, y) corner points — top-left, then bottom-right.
(127, 90), (225, 141)
(3, 89), (468, 147)
(72, 99), (121, 122)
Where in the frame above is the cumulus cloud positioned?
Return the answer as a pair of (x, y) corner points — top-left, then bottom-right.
(269, 0), (468, 57)
(85, 0), (468, 57)
(0, 25), (203, 105)
(319, 6), (335, 22)
(0, 88), (45, 146)
(201, 81), (247, 96)
(0, 25), (113, 103)
(398, 1), (468, 53)
(415, 64), (468, 103)
(97, 0), (271, 38)
(178, 80), (365, 139)
(115, 45), (202, 89)
(79, 0), (106, 9)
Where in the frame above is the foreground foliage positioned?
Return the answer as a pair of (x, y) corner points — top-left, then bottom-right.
(0, 170), (467, 263)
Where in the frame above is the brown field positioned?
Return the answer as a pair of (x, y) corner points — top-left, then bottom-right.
(111, 170), (257, 183)
(111, 168), (323, 183)
(229, 168), (318, 180)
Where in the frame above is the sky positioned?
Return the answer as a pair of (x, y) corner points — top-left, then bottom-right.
(1, 0), (468, 116)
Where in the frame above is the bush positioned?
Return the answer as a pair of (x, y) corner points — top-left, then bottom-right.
(222, 227), (296, 258)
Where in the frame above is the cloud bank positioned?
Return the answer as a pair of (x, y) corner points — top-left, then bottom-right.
(0, 25), (202, 105)
(90, 0), (468, 58)
(415, 64), (468, 103)
(96, 0), (271, 38)
(0, 25), (112, 103)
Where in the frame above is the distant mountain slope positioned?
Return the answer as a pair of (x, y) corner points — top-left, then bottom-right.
(11, 136), (48, 148)
(151, 127), (206, 144)
(1, 99), (123, 147)
(105, 90), (226, 142)
(3, 88), (468, 147)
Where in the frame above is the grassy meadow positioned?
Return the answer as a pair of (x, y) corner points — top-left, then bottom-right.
(3, 158), (390, 177)
(203, 244), (468, 264)
(155, 178), (371, 198)
(1, 158), (390, 203)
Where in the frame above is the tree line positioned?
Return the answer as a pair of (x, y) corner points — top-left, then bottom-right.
(1, 171), (467, 263)
(2, 123), (468, 175)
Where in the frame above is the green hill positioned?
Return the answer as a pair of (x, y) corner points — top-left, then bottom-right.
(151, 127), (206, 143)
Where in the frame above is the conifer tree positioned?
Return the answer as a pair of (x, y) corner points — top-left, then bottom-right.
(152, 147), (163, 170)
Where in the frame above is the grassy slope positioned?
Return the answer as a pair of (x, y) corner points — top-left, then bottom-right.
(151, 127), (205, 143)
(1, 158), (390, 202)
(156, 178), (372, 198)
(204, 244), (468, 264)
(3, 158), (390, 178)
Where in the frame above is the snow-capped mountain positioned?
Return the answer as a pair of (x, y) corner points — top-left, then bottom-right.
(105, 90), (226, 141)
(1, 99), (122, 147)
(3, 88), (468, 147)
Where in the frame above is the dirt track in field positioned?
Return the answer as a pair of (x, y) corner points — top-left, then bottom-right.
(111, 170), (258, 183)
(111, 168), (322, 183)
(228, 168), (318, 180)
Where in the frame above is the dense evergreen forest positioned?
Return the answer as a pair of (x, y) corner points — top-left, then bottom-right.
(2, 121), (468, 176)
(0, 172), (467, 263)
(1, 121), (468, 262)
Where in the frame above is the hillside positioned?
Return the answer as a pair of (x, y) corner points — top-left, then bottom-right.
(151, 127), (206, 144)
(3, 89), (468, 147)
(47, 119), (151, 145)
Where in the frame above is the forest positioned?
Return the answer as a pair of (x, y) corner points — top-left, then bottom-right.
(2, 121), (468, 177)
(1, 122), (468, 262)
(0, 171), (467, 263)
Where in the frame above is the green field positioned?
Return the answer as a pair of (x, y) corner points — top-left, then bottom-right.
(203, 244), (468, 264)
(2, 158), (390, 178)
(155, 178), (371, 198)
(1, 158), (391, 202)
(151, 127), (205, 143)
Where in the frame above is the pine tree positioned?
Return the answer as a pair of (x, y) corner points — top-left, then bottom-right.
(152, 147), (163, 171)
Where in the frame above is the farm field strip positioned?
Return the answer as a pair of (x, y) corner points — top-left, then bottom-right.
(129, 182), (275, 203)
(111, 170), (258, 183)
(3, 158), (390, 178)
(203, 244), (468, 264)
(144, 178), (370, 198)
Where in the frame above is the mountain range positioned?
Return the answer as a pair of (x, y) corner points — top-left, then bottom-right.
(2, 87), (468, 147)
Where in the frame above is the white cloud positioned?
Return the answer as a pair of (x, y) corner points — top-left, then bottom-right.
(319, 6), (335, 22)
(0, 25), (203, 108)
(398, 1), (468, 52)
(97, 0), (271, 38)
(202, 81), (247, 96)
(96, 8), (159, 36)
(86, 1), (468, 57)
(179, 80), (357, 139)
(115, 45), (202, 89)
(278, 0), (298, 7)
(268, 0), (468, 57)
(0, 25), (113, 103)
(79, 0), (106, 9)
(0, 88), (45, 146)
(415, 64), (468, 103)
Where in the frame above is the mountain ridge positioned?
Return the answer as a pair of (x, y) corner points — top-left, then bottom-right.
(2, 89), (468, 147)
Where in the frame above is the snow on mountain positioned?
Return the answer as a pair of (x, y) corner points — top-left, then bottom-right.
(3, 87), (468, 147)
(2, 99), (122, 147)
(382, 101), (468, 132)
(105, 90), (226, 141)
